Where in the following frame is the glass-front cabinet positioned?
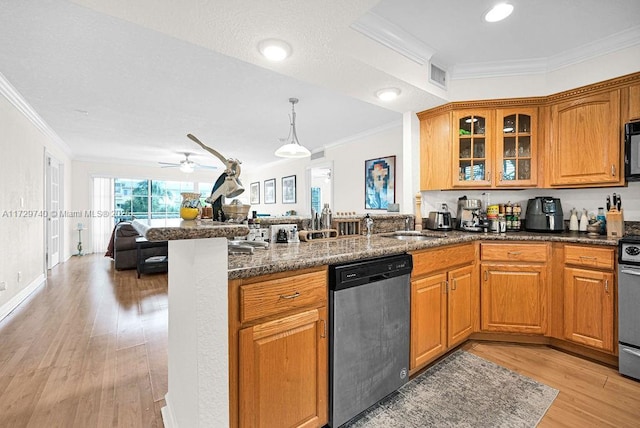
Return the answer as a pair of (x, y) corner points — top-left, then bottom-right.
(452, 110), (493, 187)
(496, 108), (537, 187)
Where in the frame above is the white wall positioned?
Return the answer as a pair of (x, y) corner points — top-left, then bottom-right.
(0, 93), (73, 312)
(243, 124), (405, 216)
(421, 183), (640, 224)
(449, 44), (640, 101)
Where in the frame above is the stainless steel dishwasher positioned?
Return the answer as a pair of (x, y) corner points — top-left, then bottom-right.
(328, 253), (412, 427)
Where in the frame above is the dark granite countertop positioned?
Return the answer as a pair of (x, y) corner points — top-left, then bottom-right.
(228, 230), (619, 279)
(132, 218), (249, 241)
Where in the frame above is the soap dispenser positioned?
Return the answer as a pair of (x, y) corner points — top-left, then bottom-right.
(569, 209), (579, 232)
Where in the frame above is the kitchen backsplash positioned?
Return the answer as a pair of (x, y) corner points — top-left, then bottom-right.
(421, 182), (640, 223)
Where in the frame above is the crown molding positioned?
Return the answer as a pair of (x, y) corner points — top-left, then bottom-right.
(350, 12), (436, 66)
(0, 72), (74, 158)
(452, 25), (640, 80)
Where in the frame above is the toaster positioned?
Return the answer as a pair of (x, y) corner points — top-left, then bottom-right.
(426, 211), (453, 231)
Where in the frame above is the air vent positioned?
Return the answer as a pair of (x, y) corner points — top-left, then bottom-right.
(310, 150), (325, 161)
(429, 63), (447, 89)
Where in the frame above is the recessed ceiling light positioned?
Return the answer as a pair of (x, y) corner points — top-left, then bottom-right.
(484, 3), (514, 23)
(258, 39), (292, 61)
(376, 88), (401, 101)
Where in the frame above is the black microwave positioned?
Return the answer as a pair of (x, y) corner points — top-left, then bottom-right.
(625, 121), (640, 181)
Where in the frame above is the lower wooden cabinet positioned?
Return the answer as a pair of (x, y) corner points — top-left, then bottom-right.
(480, 242), (549, 334)
(239, 307), (327, 428)
(563, 267), (615, 352)
(410, 244), (477, 372)
(229, 267), (328, 428)
(481, 264), (547, 334)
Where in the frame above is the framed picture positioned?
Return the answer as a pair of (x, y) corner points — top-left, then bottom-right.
(264, 178), (276, 204)
(282, 175), (296, 204)
(250, 182), (260, 204)
(365, 155), (396, 210)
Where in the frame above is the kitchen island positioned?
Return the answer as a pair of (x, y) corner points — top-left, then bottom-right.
(133, 218), (620, 428)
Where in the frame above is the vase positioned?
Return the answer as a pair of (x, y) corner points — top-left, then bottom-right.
(180, 192), (201, 220)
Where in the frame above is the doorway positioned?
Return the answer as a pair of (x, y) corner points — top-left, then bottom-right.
(307, 162), (333, 215)
(45, 152), (63, 269)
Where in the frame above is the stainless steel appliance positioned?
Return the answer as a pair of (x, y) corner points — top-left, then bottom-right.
(456, 196), (486, 232)
(619, 235), (640, 381)
(426, 211), (453, 231)
(524, 197), (564, 232)
(328, 254), (412, 427)
(625, 121), (640, 181)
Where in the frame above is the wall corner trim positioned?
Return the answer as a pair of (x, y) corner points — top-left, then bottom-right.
(0, 72), (74, 158)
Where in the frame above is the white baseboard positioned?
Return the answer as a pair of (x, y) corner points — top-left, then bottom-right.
(161, 393), (177, 428)
(0, 273), (46, 322)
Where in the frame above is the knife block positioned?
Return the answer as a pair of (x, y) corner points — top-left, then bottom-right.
(606, 208), (624, 238)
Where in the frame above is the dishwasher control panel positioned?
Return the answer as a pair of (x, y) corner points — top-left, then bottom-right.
(329, 254), (413, 290)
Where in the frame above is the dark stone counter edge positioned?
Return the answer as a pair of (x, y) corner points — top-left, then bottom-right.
(132, 220), (249, 241)
(227, 231), (619, 280)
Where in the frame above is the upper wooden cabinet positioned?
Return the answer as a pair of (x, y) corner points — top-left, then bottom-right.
(418, 71), (640, 190)
(547, 89), (623, 187)
(452, 110), (494, 188)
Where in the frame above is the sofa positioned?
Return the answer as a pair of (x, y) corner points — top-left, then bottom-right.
(111, 222), (167, 270)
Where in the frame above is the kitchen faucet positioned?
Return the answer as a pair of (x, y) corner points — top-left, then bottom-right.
(365, 214), (374, 237)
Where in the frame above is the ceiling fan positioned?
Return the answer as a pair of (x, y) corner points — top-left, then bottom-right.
(158, 152), (217, 173)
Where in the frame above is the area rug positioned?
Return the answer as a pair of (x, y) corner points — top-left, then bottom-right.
(344, 350), (558, 428)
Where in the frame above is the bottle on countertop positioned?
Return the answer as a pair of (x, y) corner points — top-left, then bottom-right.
(569, 209), (579, 232)
(579, 209), (589, 232)
(597, 207), (607, 235)
(321, 203), (332, 230)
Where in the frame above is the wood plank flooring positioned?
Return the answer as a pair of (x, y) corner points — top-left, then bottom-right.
(0, 254), (639, 427)
(0, 254), (167, 427)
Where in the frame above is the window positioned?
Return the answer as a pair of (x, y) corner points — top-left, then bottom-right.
(114, 178), (206, 223)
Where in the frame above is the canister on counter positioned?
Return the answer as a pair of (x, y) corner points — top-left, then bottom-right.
(487, 204), (499, 218)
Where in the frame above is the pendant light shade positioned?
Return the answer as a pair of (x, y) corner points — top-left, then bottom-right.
(275, 98), (311, 158)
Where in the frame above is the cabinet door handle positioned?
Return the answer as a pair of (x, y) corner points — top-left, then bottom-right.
(320, 319), (326, 338)
(605, 279), (609, 293)
(611, 165), (616, 176)
(280, 292), (300, 300)
(451, 279), (457, 291)
(444, 280), (449, 293)
(486, 170), (490, 181)
(499, 171), (503, 181)
(483, 271), (488, 281)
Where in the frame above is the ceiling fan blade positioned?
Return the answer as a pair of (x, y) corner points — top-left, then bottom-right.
(158, 162), (180, 167)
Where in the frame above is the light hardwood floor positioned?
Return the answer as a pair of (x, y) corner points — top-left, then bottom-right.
(1, 254), (639, 427)
(0, 254), (167, 427)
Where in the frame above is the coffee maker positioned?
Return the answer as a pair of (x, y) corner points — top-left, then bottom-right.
(456, 196), (487, 232)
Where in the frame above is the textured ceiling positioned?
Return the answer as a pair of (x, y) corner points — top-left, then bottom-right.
(0, 0), (638, 170)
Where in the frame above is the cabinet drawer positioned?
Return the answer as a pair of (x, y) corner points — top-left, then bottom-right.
(240, 271), (326, 323)
(481, 243), (548, 262)
(412, 244), (475, 277)
(564, 245), (615, 270)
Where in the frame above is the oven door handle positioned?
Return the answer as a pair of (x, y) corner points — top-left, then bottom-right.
(621, 268), (640, 276)
(622, 348), (640, 358)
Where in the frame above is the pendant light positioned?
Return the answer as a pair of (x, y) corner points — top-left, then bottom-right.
(275, 98), (311, 158)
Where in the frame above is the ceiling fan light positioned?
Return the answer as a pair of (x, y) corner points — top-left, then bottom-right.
(376, 87), (401, 101)
(484, 3), (514, 23)
(180, 162), (195, 173)
(258, 39), (292, 61)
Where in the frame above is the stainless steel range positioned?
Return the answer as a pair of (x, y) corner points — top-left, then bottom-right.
(618, 235), (640, 381)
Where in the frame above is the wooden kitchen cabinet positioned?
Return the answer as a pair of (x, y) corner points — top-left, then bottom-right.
(410, 244), (478, 372)
(452, 109), (494, 188)
(548, 89), (623, 187)
(229, 267), (328, 428)
(419, 104), (539, 190)
(495, 108), (538, 186)
(480, 242), (550, 334)
(563, 246), (616, 353)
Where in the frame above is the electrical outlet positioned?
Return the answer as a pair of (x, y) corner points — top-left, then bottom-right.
(17, 271), (22, 282)
(0, 281), (6, 291)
